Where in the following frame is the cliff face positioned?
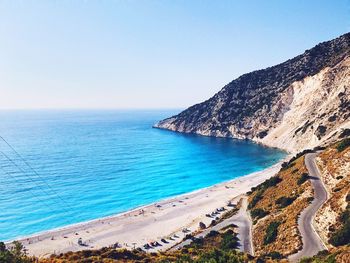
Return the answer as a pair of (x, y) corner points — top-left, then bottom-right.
(154, 33), (350, 153)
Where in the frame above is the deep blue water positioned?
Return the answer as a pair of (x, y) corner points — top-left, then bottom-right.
(0, 110), (286, 241)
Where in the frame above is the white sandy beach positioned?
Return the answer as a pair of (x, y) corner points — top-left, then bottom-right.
(12, 162), (282, 258)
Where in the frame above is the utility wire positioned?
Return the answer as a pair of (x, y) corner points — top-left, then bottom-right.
(0, 166), (75, 227)
(0, 150), (79, 225)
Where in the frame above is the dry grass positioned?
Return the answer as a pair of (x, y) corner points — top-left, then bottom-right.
(249, 156), (313, 256)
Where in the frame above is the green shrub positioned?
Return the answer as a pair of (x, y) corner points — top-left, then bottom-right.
(299, 257), (313, 263)
(281, 161), (296, 170)
(329, 221), (350, 247)
(264, 221), (281, 245)
(252, 176), (282, 193)
(206, 230), (219, 238)
(336, 138), (350, 152)
(275, 196), (297, 208)
(329, 205), (350, 246)
(280, 149), (314, 171)
(251, 208), (269, 220)
(265, 251), (283, 259)
(248, 190), (264, 209)
(0, 241), (33, 263)
(248, 176), (282, 209)
(220, 231), (239, 251)
(297, 173), (309, 185)
(262, 176), (282, 188)
(299, 251), (337, 263)
(196, 248), (244, 263)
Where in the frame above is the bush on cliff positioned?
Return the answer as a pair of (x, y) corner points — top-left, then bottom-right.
(329, 204), (350, 246)
(220, 230), (239, 251)
(297, 172), (309, 185)
(250, 208), (269, 220)
(0, 241), (33, 263)
(275, 196), (297, 208)
(336, 138), (350, 152)
(264, 221), (281, 245)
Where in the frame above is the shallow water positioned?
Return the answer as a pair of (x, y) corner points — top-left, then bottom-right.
(0, 110), (286, 241)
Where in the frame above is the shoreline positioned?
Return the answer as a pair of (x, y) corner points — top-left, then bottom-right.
(6, 160), (288, 257)
(152, 125), (289, 153)
(5, 162), (282, 243)
(8, 160), (287, 257)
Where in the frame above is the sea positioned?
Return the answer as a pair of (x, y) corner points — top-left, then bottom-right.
(0, 110), (286, 241)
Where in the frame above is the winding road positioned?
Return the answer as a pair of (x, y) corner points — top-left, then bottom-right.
(289, 153), (328, 262)
(170, 196), (254, 255)
(170, 152), (327, 260)
(230, 197), (254, 255)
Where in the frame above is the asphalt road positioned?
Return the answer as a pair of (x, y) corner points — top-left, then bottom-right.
(289, 153), (328, 261)
(170, 196), (253, 255)
(230, 197), (253, 255)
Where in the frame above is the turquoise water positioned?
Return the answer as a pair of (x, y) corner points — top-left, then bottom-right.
(0, 110), (286, 241)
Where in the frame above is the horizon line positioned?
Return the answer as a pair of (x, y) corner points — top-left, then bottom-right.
(0, 107), (185, 111)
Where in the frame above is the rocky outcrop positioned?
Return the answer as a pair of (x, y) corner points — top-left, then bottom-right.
(154, 33), (350, 153)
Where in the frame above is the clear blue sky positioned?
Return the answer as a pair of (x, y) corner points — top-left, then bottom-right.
(0, 0), (349, 109)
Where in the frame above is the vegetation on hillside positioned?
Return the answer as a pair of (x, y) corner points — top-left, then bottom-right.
(39, 226), (250, 263)
(275, 196), (297, 208)
(248, 154), (312, 256)
(336, 137), (350, 152)
(248, 140), (350, 258)
(329, 196), (350, 247)
(250, 208), (269, 220)
(0, 241), (34, 263)
(263, 221), (281, 245)
(248, 176), (282, 210)
(297, 173), (309, 185)
(299, 246), (350, 263)
(314, 139), (350, 248)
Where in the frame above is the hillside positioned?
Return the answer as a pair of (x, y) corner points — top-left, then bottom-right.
(154, 33), (350, 153)
(314, 137), (350, 248)
(247, 137), (350, 261)
(247, 155), (312, 257)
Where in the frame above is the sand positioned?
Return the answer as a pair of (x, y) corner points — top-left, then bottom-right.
(10, 162), (282, 258)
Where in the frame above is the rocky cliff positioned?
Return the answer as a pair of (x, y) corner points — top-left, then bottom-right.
(154, 33), (350, 153)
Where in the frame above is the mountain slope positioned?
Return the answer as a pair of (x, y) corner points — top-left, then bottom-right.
(154, 33), (350, 153)
(247, 137), (350, 260)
